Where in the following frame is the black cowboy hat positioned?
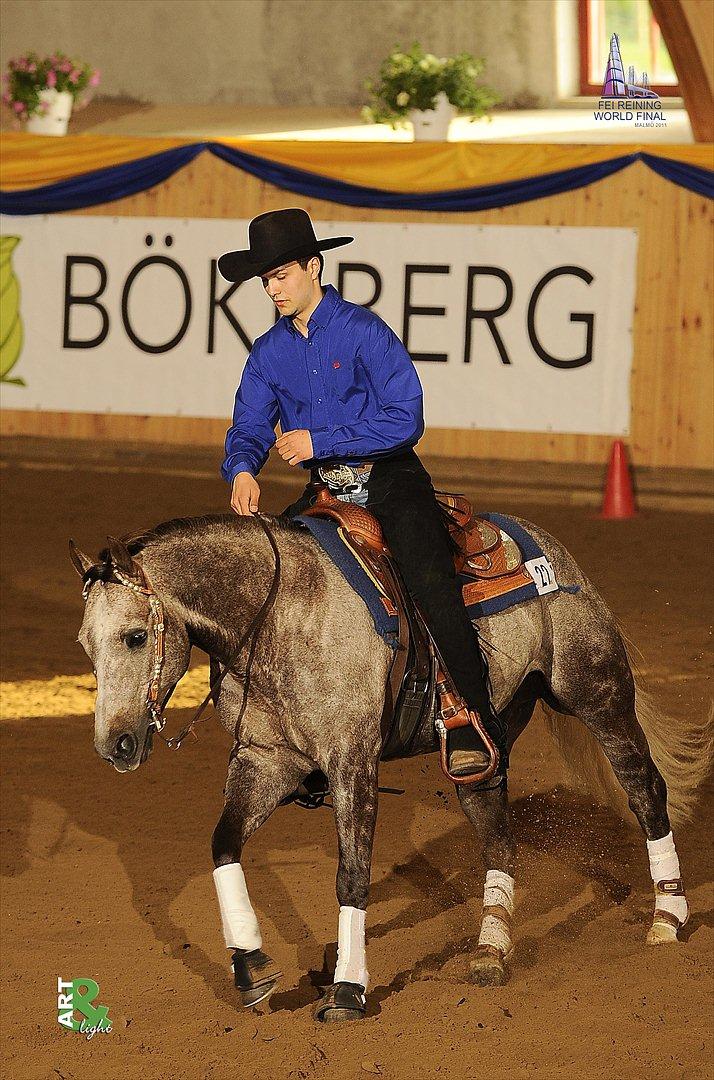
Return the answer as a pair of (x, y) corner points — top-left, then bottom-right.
(217, 208), (354, 285)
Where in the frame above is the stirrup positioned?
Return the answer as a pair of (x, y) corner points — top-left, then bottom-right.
(437, 709), (500, 785)
(448, 747), (492, 777)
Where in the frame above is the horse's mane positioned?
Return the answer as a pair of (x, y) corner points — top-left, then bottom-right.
(120, 513), (237, 557)
(89, 512), (302, 579)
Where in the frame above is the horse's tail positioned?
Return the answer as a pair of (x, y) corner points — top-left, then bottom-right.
(542, 658), (714, 826)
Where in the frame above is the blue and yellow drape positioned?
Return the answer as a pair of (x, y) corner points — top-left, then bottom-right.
(0, 134), (712, 214)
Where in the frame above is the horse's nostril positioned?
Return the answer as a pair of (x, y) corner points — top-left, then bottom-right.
(116, 733), (137, 759)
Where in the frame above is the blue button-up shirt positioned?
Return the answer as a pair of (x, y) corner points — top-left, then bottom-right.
(221, 283), (424, 482)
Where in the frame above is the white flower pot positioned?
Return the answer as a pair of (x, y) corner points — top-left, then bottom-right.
(408, 91), (457, 141)
(25, 88), (74, 136)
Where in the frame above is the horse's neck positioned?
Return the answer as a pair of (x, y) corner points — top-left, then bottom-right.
(138, 520), (316, 662)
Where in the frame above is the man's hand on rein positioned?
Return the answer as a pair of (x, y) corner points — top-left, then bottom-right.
(276, 429), (313, 466)
(231, 472), (261, 515)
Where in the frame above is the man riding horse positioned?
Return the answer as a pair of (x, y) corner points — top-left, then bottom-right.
(71, 228), (700, 1008)
(217, 207), (505, 783)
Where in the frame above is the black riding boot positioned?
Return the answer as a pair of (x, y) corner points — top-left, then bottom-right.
(364, 452), (507, 778)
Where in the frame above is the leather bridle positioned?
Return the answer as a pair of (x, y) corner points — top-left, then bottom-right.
(82, 513), (282, 751)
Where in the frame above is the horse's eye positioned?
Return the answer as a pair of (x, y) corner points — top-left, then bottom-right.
(123, 629), (148, 649)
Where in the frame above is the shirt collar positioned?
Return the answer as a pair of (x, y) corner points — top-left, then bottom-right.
(285, 283), (340, 334)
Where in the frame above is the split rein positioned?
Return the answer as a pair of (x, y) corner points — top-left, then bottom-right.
(82, 513), (282, 752)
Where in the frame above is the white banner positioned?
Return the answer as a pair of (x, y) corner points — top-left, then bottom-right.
(0, 215), (637, 435)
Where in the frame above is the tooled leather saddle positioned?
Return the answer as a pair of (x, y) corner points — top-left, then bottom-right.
(302, 487), (525, 785)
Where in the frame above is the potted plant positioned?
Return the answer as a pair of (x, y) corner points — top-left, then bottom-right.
(361, 42), (499, 141)
(2, 51), (101, 136)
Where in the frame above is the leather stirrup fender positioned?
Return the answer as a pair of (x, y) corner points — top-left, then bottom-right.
(302, 485), (503, 776)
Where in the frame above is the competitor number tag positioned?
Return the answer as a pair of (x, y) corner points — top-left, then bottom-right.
(524, 556), (558, 595)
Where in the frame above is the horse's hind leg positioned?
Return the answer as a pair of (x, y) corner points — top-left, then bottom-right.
(458, 781), (515, 986)
(550, 612), (689, 945)
(455, 684), (540, 986)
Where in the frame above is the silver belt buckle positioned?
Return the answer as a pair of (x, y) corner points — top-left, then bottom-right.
(317, 463), (373, 505)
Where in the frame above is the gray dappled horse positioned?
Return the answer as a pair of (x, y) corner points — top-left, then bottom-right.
(70, 512), (712, 1022)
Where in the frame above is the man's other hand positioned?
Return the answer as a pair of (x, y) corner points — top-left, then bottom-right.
(231, 472), (260, 515)
(276, 429), (313, 466)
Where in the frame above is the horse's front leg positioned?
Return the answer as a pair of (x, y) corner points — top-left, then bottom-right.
(457, 779), (516, 987)
(211, 744), (310, 1007)
(314, 749), (380, 1023)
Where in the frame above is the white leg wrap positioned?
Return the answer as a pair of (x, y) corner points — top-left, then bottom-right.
(483, 870), (515, 916)
(478, 870), (515, 955)
(646, 832), (688, 926)
(213, 863), (262, 951)
(333, 906), (368, 990)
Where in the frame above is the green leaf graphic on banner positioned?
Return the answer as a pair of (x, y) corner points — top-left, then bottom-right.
(0, 235), (26, 386)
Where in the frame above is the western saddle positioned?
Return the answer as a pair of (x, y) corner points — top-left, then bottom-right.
(302, 487), (525, 785)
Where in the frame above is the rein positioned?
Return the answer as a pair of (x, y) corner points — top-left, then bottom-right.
(84, 513), (282, 751)
(167, 513), (282, 751)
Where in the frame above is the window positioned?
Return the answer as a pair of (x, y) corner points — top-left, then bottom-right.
(579, 0), (680, 97)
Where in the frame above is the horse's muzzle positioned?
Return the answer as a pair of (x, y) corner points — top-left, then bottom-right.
(97, 726), (151, 772)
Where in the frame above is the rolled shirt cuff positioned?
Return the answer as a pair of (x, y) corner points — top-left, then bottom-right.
(225, 460), (256, 484)
(309, 427), (335, 460)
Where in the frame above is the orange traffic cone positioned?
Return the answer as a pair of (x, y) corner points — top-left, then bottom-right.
(598, 439), (637, 518)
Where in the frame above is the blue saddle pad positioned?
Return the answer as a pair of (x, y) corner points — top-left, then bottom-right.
(294, 511), (578, 647)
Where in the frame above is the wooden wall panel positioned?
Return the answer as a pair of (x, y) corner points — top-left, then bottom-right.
(2, 150), (712, 470)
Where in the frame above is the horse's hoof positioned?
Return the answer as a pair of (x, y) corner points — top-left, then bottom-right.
(646, 922), (679, 945)
(321, 1007), (364, 1024)
(314, 982), (366, 1023)
(646, 909), (686, 946)
(469, 944), (511, 986)
(232, 948), (282, 1008)
(239, 980), (279, 1008)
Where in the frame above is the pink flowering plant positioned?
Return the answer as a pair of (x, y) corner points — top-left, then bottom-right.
(2, 51), (101, 128)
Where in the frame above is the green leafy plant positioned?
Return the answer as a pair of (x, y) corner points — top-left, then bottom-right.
(361, 42), (499, 129)
(2, 51), (101, 129)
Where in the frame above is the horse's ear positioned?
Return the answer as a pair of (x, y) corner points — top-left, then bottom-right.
(106, 535), (142, 581)
(69, 539), (94, 578)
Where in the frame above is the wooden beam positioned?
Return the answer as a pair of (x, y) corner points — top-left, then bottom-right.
(649, 0), (714, 141)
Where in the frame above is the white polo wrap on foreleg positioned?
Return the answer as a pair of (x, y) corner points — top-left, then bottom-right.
(646, 831), (688, 927)
(213, 863), (262, 951)
(478, 870), (515, 955)
(334, 905), (369, 989)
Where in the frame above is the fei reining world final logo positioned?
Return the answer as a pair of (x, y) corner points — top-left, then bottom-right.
(594, 32), (667, 129)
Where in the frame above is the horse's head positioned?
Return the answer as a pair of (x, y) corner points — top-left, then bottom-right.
(70, 536), (191, 772)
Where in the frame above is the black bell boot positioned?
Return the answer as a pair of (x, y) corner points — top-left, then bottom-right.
(232, 948), (282, 1007)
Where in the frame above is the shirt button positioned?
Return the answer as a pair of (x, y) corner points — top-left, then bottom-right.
(312, 369), (317, 374)
(318, 398), (322, 402)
